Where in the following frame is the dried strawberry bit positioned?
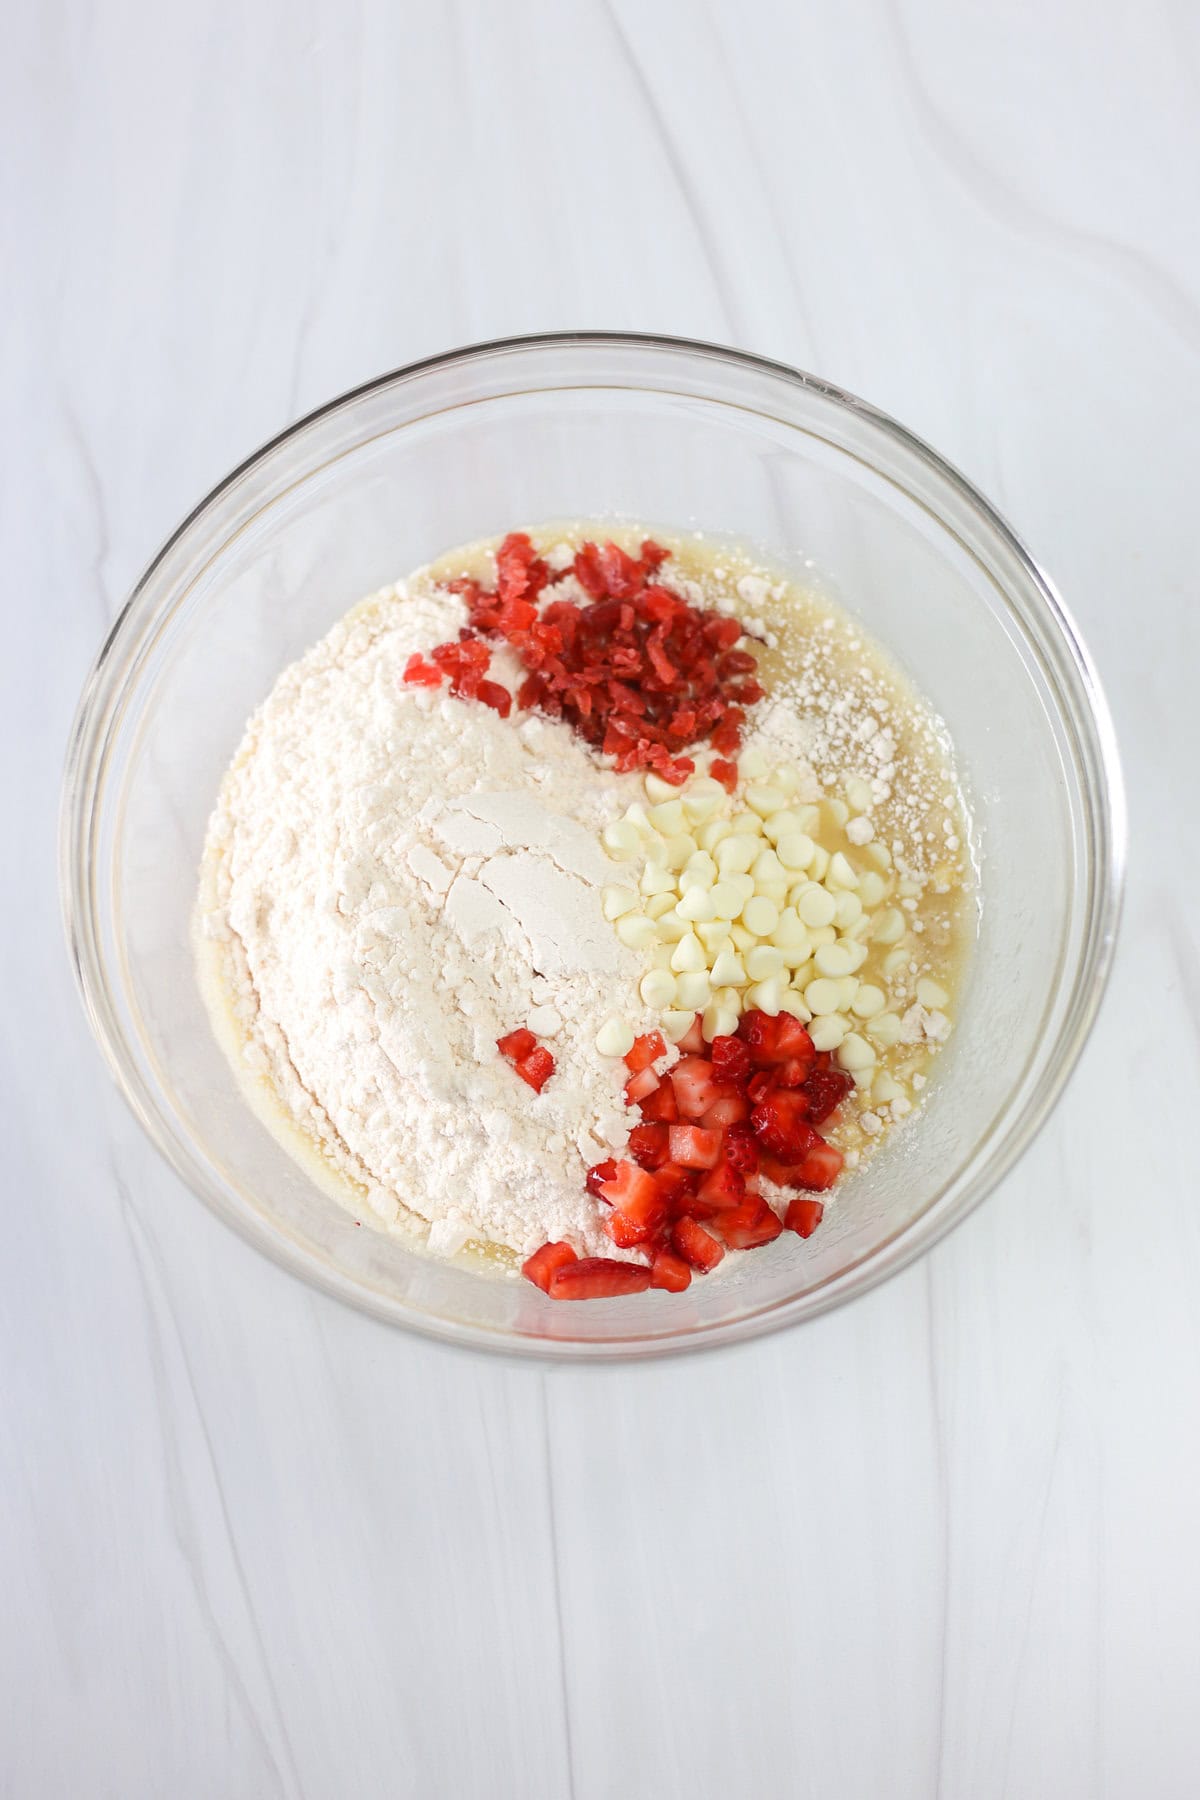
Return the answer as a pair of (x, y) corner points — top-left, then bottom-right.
(549, 1257), (653, 1301)
(402, 653), (443, 687)
(522, 1241), (577, 1293)
(497, 1028), (537, 1062)
(414, 532), (763, 772)
(710, 757), (739, 793)
(476, 679), (512, 718)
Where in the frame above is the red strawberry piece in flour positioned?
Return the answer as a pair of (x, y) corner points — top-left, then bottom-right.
(667, 1125), (724, 1170)
(522, 1241), (577, 1293)
(650, 1249), (692, 1293)
(671, 1216), (726, 1273)
(784, 1198), (825, 1238)
(549, 1258), (653, 1300)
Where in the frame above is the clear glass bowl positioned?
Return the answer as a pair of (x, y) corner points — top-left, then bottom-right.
(61, 333), (1124, 1360)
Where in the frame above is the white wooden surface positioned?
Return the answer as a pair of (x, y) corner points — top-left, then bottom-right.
(5, 3), (1198, 1794)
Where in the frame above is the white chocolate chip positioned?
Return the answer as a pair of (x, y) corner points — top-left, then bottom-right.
(640, 969), (678, 1009)
(596, 1016), (635, 1057)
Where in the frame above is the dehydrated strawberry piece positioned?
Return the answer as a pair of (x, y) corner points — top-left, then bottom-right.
(515, 1046), (555, 1093)
(628, 1122), (671, 1169)
(402, 653), (443, 687)
(522, 1241), (577, 1292)
(710, 758), (739, 793)
(476, 679), (512, 718)
(672, 1216), (725, 1273)
(714, 1198), (784, 1250)
(750, 1091), (816, 1160)
(668, 1124), (724, 1170)
(497, 1028), (537, 1062)
(549, 1257), (653, 1300)
(784, 1198), (824, 1238)
(803, 1067), (855, 1125)
(624, 1031), (666, 1075)
(650, 1249), (692, 1292)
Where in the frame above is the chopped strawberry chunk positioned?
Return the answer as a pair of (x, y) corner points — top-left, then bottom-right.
(597, 1160), (663, 1226)
(672, 1216), (726, 1272)
(669, 1057), (729, 1121)
(790, 1139), (844, 1191)
(700, 1093), (750, 1129)
(710, 758), (739, 793)
(714, 1198), (784, 1250)
(637, 1077), (679, 1123)
(694, 1159), (747, 1210)
(650, 1249), (692, 1292)
(549, 1257), (653, 1300)
(624, 1030), (667, 1074)
(522, 1241), (577, 1292)
(739, 1010), (780, 1064)
(651, 1162), (693, 1210)
(803, 1067), (855, 1125)
(668, 1124), (724, 1170)
(784, 1198), (824, 1237)
(603, 1208), (659, 1249)
(624, 1066), (660, 1105)
(586, 1158), (618, 1198)
(497, 1028), (537, 1062)
(723, 1123), (760, 1174)
(709, 1034), (752, 1085)
(750, 1090), (817, 1159)
(515, 1046), (555, 1093)
(675, 1015), (707, 1055)
(627, 1122), (670, 1169)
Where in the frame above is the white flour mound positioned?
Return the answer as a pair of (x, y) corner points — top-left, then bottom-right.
(196, 580), (661, 1262)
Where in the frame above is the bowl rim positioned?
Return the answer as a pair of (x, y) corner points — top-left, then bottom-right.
(60, 329), (1126, 1362)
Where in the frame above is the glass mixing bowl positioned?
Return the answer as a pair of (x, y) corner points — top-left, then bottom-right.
(61, 333), (1124, 1360)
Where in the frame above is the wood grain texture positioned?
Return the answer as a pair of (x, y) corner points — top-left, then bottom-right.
(3, 0), (1198, 1794)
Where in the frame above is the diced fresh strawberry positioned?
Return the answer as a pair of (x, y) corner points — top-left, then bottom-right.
(803, 1067), (855, 1125)
(515, 1047), (555, 1092)
(790, 1138), (844, 1191)
(549, 1257), (653, 1300)
(700, 1093), (750, 1129)
(603, 1207), (659, 1249)
(669, 1057), (729, 1121)
(714, 1199), (784, 1250)
(784, 1198), (824, 1237)
(586, 1157), (618, 1198)
(668, 1124), (724, 1170)
(597, 1159), (663, 1225)
(638, 1077), (679, 1122)
(522, 1241), (577, 1292)
(750, 1090), (817, 1159)
(675, 1015), (707, 1055)
(624, 1066), (660, 1105)
(695, 1159), (747, 1210)
(650, 1249), (692, 1292)
(747, 1070), (776, 1102)
(723, 1123), (760, 1174)
(772, 1016), (815, 1066)
(624, 1030), (666, 1074)
(497, 1028), (536, 1062)
(739, 1010), (780, 1065)
(773, 1057), (814, 1089)
(709, 1033), (752, 1085)
(628, 1122), (670, 1169)
(672, 1215), (726, 1272)
(651, 1162), (693, 1210)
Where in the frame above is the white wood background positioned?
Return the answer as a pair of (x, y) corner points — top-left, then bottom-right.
(5, 2), (1199, 1794)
